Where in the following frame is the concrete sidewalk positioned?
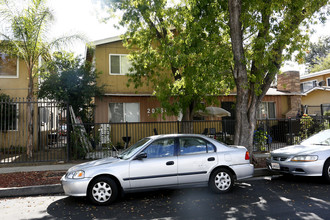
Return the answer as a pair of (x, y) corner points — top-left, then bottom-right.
(0, 164), (272, 198)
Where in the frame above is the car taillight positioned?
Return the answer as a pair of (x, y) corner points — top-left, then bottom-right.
(245, 151), (250, 160)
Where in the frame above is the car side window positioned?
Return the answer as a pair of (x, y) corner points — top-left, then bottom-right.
(143, 138), (175, 159)
(179, 137), (215, 155)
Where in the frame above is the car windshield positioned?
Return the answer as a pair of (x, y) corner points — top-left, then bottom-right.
(117, 138), (151, 160)
(301, 129), (330, 146)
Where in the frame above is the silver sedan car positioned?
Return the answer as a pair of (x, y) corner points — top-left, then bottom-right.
(61, 134), (254, 205)
(267, 129), (330, 181)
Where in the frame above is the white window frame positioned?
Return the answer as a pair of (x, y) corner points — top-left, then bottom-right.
(300, 80), (317, 93)
(108, 102), (140, 123)
(0, 55), (19, 78)
(109, 54), (132, 75)
(257, 102), (276, 119)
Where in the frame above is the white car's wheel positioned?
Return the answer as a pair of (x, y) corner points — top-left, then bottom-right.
(323, 160), (330, 183)
(209, 168), (234, 193)
(87, 177), (118, 205)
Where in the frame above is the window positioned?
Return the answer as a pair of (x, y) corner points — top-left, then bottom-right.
(257, 102), (276, 119)
(300, 80), (317, 93)
(143, 138), (175, 159)
(179, 137), (215, 155)
(109, 103), (140, 122)
(109, 54), (133, 75)
(0, 53), (18, 78)
(0, 102), (18, 131)
(327, 78), (330, 87)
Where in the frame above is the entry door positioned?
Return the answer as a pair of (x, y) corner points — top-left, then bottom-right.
(129, 138), (178, 189)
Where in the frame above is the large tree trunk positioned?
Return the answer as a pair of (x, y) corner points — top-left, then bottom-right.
(181, 101), (197, 133)
(26, 67), (34, 158)
(228, 0), (254, 151)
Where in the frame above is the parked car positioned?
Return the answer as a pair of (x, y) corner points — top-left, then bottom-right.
(267, 129), (330, 181)
(61, 134), (254, 205)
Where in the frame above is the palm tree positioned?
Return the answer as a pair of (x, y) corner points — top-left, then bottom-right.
(0, 0), (83, 157)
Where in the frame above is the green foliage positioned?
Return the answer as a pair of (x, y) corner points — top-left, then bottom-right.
(0, 0), (84, 98)
(253, 129), (270, 151)
(300, 114), (314, 140)
(306, 36), (330, 71)
(38, 51), (104, 123)
(108, 0), (233, 120)
(310, 53), (330, 72)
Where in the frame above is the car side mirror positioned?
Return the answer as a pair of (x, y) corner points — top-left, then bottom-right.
(135, 152), (147, 160)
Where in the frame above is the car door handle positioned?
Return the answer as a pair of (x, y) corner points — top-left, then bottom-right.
(166, 161), (174, 166)
(208, 157), (215, 161)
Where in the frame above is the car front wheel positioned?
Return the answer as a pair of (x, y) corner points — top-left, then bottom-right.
(323, 160), (330, 183)
(87, 176), (118, 205)
(209, 168), (234, 193)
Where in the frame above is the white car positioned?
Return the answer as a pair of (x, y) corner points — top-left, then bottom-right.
(267, 129), (330, 181)
(61, 134), (254, 205)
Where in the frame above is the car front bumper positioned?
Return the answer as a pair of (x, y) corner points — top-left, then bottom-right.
(266, 159), (324, 176)
(61, 175), (92, 197)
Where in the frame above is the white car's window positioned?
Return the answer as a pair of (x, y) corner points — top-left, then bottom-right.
(179, 137), (215, 155)
(118, 138), (151, 160)
(301, 129), (330, 146)
(143, 138), (175, 159)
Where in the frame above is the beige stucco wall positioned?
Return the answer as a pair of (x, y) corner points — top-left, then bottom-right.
(95, 41), (154, 94)
(302, 89), (330, 105)
(0, 59), (33, 98)
(0, 58), (40, 149)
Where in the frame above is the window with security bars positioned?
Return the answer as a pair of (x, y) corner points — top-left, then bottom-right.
(0, 102), (18, 131)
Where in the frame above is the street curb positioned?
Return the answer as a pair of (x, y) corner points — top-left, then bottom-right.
(0, 184), (63, 198)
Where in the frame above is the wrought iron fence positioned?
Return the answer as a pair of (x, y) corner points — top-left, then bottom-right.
(0, 98), (68, 164)
(302, 104), (330, 116)
(67, 116), (330, 159)
(1, 97), (330, 164)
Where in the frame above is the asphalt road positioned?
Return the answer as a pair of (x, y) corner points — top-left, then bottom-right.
(1, 175), (330, 220)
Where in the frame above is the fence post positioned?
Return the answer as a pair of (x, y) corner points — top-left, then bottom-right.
(289, 118), (293, 145)
(321, 104), (324, 116)
(66, 103), (71, 162)
(177, 120), (180, 133)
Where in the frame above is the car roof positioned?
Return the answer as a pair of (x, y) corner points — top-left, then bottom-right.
(148, 133), (210, 140)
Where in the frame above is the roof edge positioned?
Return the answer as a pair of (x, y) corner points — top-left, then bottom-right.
(92, 36), (122, 46)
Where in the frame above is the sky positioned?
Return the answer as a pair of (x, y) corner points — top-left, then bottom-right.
(48, 0), (124, 56)
(40, 0), (330, 73)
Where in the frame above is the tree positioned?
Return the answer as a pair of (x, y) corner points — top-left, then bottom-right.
(38, 51), (104, 123)
(103, 0), (329, 153)
(310, 53), (330, 72)
(0, 0), (83, 157)
(108, 0), (233, 129)
(227, 0), (329, 152)
(305, 36), (330, 71)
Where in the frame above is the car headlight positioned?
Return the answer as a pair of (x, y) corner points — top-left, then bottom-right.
(66, 170), (85, 179)
(291, 155), (318, 162)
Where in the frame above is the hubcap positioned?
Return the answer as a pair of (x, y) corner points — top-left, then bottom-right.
(328, 166), (330, 177)
(92, 181), (112, 203)
(214, 172), (231, 191)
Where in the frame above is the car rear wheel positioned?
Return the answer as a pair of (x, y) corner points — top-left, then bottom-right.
(87, 176), (118, 205)
(209, 168), (234, 193)
(323, 160), (330, 183)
